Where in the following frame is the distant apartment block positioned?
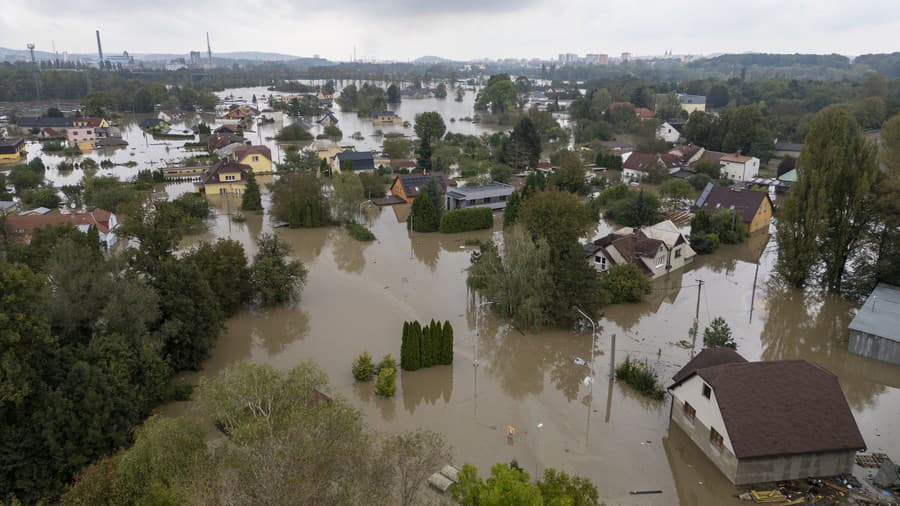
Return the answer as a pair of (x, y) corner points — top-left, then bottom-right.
(586, 54), (609, 65)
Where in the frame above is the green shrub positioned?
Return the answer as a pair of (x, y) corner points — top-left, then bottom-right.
(374, 367), (396, 397)
(615, 356), (665, 400)
(276, 123), (313, 141)
(346, 222), (375, 241)
(599, 264), (651, 303)
(439, 207), (494, 233)
(378, 353), (397, 373)
(352, 352), (375, 381)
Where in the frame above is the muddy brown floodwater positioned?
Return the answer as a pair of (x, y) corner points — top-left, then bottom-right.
(159, 190), (900, 506)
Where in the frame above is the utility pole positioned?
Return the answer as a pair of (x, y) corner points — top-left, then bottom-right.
(691, 280), (704, 357)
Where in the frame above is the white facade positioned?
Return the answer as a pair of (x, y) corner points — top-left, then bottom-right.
(720, 155), (760, 182)
(670, 375), (735, 454)
(656, 122), (681, 143)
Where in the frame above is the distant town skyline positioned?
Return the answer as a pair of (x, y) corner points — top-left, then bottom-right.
(1, 0), (898, 61)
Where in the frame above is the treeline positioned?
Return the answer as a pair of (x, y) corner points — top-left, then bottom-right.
(0, 199), (306, 502)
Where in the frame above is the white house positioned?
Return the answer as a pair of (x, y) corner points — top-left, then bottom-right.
(584, 220), (696, 278)
(5, 209), (120, 249)
(719, 152), (760, 182)
(656, 121), (682, 143)
(668, 348), (865, 485)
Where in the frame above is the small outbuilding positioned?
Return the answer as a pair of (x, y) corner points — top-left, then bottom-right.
(848, 283), (900, 366)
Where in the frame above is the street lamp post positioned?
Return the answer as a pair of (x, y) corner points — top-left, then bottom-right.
(573, 306), (598, 388)
(474, 299), (495, 367)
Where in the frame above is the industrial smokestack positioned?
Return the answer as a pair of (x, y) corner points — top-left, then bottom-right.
(206, 32), (212, 65)
(96, 30), (104, 66)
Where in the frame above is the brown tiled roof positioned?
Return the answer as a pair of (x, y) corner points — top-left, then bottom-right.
(5, 209), (115, 241)
(233, 145), (272, 161)
(697, 360), (866, 459)
(207, 133), (246, 152)
(608, 101), (632, 111)
(389, 159), (417, 169)
(697, 186), (771, 224)
(635, 107), (655, 119)
(623, 152), (662, 172)
(202, 159), (249, 185)
(699, 150), (726, 164)
(593, 230), (664, 272)
(721, 151), (752, 163)
(659, 153), (686, 169)
(671, 347), (747, 385)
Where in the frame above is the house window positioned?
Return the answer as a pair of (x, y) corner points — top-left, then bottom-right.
(594, 256), (607, 271)
(674, 248), (682, 258)
(656, 255), (665, 268)
(702, 383), (711, 399)
(710, 427), (724, 450)
(225, 175), (235, 181)
(683, 401), (696, 421)
(252, 156), (259, 162)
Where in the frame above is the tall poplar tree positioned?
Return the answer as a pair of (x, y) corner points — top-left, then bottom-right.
(442, 321), (454, 365)
(776, 106), (880, 291)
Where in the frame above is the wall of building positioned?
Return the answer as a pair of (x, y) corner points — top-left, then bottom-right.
(749, 199), (773, 234)
(734, 451), (857, 485)
(849, 331), (900, 366)
(671, 375), (735, 453)
(681, 103), (706, 114)
(239, 154), (272, 174)
(205, 181), (245, 196)
(670, 397), (739, 483)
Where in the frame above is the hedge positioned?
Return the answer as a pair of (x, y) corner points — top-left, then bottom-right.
(439, 207), (494, 233)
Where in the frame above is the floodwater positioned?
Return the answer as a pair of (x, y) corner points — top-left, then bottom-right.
(12, 85), (898, 504)
(160, 193), (900, 506)
(25, 83), (502, 193)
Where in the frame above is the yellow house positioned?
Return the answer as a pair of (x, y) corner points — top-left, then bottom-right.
(696, 185), (773, 234)
(678, 94), (706, 114)
(0, 139), (26, 162)
(231, 145), (273, 174)
(199, 159), (249, 196)
(312, 140), (341, 161)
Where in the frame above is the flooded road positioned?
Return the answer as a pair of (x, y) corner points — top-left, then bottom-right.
(159, 194), (900, 506)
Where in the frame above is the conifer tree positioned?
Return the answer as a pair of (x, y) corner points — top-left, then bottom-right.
(409, 321), (422, 370)
(421, 321), (433, 367)
(400, 321), (410, 370)
(442, 320), (454, 365)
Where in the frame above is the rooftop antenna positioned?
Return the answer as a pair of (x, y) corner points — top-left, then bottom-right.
(206, 32), (212, 65)
(96, 30), (104, 67)
(27, 43), (36, 63)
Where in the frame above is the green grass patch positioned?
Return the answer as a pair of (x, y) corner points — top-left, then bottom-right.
(346, 222), (375, 241)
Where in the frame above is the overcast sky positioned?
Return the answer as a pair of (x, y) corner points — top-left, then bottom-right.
(1, 0), (898, 61)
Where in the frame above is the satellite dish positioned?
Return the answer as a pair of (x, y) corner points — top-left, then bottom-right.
(70, 202), (76, 209)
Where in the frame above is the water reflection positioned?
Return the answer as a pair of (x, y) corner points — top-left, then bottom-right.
(331, 228), (368, 274)
(760, 281), (888, 410)
(400, 365), (454, 414)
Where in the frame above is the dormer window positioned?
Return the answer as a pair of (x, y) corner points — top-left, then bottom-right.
(702, 383), (711, 399)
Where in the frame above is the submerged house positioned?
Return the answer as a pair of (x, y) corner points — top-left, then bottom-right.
(695, 183), (773, 234)
(0, 138), (26, 162)
(371, 110), (400, 125)
(390, 173), (448, 204)
(198, 158), (249, 196)
(333, 150), (375, 172)
(445, 182), (514, 210)
(584, 220), (696, 278)
(668, 348), (865, 485)
(848, 283), (900, 366)
(231, 145), (273, 174)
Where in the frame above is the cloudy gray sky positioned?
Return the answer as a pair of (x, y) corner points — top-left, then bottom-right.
(1, 0), (898, 60)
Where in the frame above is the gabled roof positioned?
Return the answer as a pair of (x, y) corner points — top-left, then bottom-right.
(684, 359), (865, 459)
(71, 117), (105, 128)
(670, 347), (747, 385)
(17, 116), (72, 128)
(698, 150), (726, 164)
(5, 209), (116, 241)
(0, 138), (24, 150)
(623, 152), (663, 172)
(695, 184), (771, 224)
(721, 152), (753, 163)
(202, 158), (249, 185)
(641, 220), (688, 249)
(393, 173), (448, 198)
(232, 145), (272, 161)
(678, 94), (706, 105)
(208, 133), (246, 152)
(389, 159), (416, 169)
(634, 107), (655, 119)
(336, 150), (375, 161)
(594, 229), (664, 261)
(849, 283), (900, 342)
